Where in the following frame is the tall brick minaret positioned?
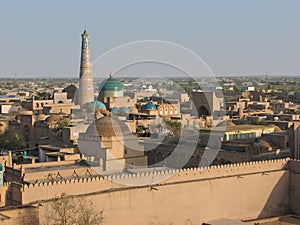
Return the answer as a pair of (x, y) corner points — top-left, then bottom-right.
(77, 29), (94, 106)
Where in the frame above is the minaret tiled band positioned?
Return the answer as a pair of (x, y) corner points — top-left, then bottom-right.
(78, 29), (94, 106)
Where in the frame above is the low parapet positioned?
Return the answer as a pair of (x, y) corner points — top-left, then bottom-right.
(11, 160), (78, 170)
(109, 157), (290, 185)
(19, 158), (290, 204)
(23, 158), (290, 188)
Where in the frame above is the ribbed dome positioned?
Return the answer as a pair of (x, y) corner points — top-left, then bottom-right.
(46, 115), (61, 124)
(143, 102), (157, 110)
(98, 77), (124, 92)
(95, 116), (123, 137)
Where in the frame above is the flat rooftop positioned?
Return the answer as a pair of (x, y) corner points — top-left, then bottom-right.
(200, 124), (276, 132)
(24, 160), (95, 173)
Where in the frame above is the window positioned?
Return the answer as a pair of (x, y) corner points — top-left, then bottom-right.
(229, 134), (238, 140)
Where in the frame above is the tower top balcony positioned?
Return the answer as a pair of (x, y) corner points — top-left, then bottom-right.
(82, 29), (89, 39)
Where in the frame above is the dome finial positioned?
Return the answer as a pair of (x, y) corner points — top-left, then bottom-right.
(109, 72), (112, 78)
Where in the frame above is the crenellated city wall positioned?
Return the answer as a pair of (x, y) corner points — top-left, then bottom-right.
(20, 158), (289, 204)
(7, 158), (289, 224)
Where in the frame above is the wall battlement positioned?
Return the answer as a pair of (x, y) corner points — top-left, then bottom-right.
(25, 158), (290, 186)
(19, 158), (290, 204)
(108, 157), (289, 185)
(1, 158), (293, 224)
(23, 158), (289, 188)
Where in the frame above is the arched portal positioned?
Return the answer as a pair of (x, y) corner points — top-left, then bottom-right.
(198, 105), (209, 116)
(23, 125), (30, 142)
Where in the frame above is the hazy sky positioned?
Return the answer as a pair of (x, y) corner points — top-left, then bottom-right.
(0, 0), (299, 78)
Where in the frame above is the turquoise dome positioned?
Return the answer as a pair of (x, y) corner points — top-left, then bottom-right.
(0, 164), (2, 172)
(93, 101), (106, 109)
(98, 77), (124, 92)
(143, 102), (157, 110)
(110, 107), (119, 114)
(119, 107), (130, 113)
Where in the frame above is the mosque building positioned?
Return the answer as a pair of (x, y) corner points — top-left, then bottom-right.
(97, 73), (136, 110)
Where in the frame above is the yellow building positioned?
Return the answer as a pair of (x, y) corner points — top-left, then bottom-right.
(157, 103), (180, 117)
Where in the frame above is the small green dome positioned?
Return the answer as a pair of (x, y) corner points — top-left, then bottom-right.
(110, 107), (119, 114)
(0, 164), (3, 172)
(93, 101), (106, 109)
(98, 77), (124, 92)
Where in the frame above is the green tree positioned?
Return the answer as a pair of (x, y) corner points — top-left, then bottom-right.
(0, 126), (25, 150)
(165, 120), (181, 137)
(136, 125), (145, 134)
(35, 91), (51, 100)
(250, 118), (267, 126)
(53, 117), (70, 136)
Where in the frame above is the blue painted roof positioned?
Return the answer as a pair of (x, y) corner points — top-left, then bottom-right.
(98, 77), (124, 92)
(110, 107), (119, 114)
(143, 102), (157, 110)
(119, 107), (130, 113)
(93, 101), (106, 109)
